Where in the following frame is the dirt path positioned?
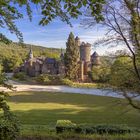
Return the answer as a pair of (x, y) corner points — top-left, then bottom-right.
(1, 73), (138, 99)
(0, 79), (125, 99)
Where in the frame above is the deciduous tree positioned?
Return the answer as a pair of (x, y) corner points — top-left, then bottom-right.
(0, 0), (105, 43)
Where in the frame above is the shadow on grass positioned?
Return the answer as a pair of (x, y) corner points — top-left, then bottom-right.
(11, 107), (140, 128)
(9, 91), (119, 106)
(7, 92), (140, 128)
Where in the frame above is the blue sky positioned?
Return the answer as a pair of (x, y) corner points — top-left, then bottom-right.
(1, 4), (125, 55)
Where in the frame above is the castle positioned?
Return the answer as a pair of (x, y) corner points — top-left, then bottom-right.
(16, 36), (100, 81)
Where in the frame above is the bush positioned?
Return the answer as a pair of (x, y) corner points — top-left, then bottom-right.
(56, 120), (76, 133)
(0, 89), (20, 140)
(55, 120), (140, 135)
(36, 74), (64, 85)
(35, 74), (51, 83)
(13, 72), (26, 81)
(109, 57), (140, 92)
(90, 66), (110, 83)
(61, 78), (74, 86)
(0, 117), (20, 140)
(36, 75), (100, 88)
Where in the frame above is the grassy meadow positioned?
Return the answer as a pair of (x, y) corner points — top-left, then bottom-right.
(6, 91), (140, 131)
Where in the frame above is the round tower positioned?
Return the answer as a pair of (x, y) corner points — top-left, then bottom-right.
(80, 42), (91, 62)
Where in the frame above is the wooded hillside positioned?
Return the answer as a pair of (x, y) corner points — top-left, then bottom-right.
(0, 42), (61, 72)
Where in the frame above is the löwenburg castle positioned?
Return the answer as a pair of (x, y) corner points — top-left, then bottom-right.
(15, 36), (100, 81)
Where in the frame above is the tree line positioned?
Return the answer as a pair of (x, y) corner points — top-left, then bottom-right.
(0, 42), (60, 72)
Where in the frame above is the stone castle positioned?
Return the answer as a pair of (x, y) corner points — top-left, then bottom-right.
(16, 36), (100, 81)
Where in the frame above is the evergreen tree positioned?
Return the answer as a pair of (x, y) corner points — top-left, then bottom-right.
(64, 32), (79, 80)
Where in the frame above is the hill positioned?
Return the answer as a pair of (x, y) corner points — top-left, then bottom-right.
(0, 42), (61, 72)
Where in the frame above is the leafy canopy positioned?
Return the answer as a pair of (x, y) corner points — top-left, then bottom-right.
(0, 0), (105, 42)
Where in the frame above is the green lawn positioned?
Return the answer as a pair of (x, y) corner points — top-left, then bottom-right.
(7, 91), (140, 129)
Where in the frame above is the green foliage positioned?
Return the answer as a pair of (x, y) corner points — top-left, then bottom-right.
(109, 57), (140, 92)
(0, 64), (3, 73)
(35, 76), (99, 88)
(36, 74), (63, 85)
(0, 114), (20, 140)
(39, 0), (105, 26)
(61, 78), (74, 86)
(0, 0), (23, 42)
(36, 74), (51, 84)
(91, 65), (110, 83)
(56, 120), (140, 135)
(56, 120), (76, 128)
(0, 0), (105, 42)
(0, 73), (20, 140)
(13, 72), (26, 81)
(0, 42), (60, 72)
(90, 57), (111, 83)
(56, 120), (76, 133)
(64, 32), (80, 80)
(3, 55), (23, 72)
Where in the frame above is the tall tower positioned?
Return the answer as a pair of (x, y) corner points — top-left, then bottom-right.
(29, 46), (33, 59)
(80, 42), (91, 62)
(28, 46), (33, 66)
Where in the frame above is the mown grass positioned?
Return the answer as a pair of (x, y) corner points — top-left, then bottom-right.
(6, 91), (140, 131)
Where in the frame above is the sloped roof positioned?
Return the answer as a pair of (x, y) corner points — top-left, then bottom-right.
(75, 36), (80, 40)
(45, 58), (56, 64)
(91, 51), (99, 57)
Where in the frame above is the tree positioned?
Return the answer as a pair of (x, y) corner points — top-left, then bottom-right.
(110, 56), (140, 92)
(3, 55), (23, 72)
(0, 72), (20, 140)
(82, 0), (140, 110)
(0, 0), (105, 43)
(91, 65), (111, 83)
(64, 32), (79, 80)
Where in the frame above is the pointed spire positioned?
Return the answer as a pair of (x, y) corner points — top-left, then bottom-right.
(29, 46), (33, 59)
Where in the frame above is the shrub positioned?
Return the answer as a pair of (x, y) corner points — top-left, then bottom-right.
(35, 74), (51, 83)
(90, 66), (110, 83)
(36, 74), (66, 85)
(0, 87), (20, 140)
(0, 116), (20, 140)
(55, 120), (140, 135)
(13, 72), (26, 81)
(56, 120), (76, 133)
(60, 78), (74, 86)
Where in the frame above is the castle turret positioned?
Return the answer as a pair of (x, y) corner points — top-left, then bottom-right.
(91, 51), (100, 65)
(80, 42), (91, 62)
(29, 46), (33, 59)
(28, 46), (34, 66)
(75, 36), (81, 47)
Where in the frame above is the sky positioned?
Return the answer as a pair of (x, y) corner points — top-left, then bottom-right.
(1, 4), (126, 55)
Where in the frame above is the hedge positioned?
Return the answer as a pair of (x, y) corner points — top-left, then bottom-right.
(56, 120), (140, 135)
